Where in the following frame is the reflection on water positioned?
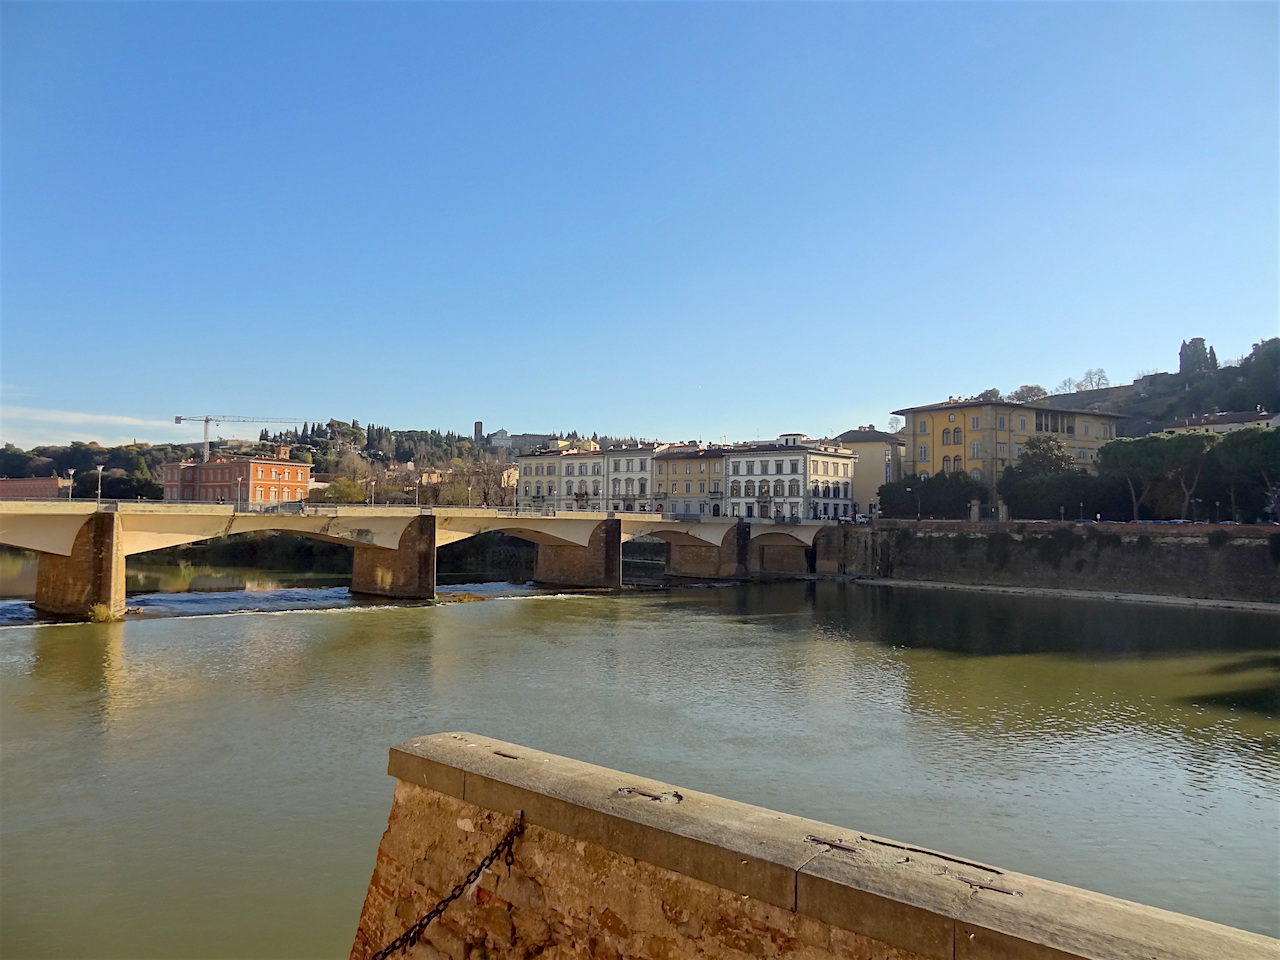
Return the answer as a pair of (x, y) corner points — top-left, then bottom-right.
(0, 581), (1276, 959)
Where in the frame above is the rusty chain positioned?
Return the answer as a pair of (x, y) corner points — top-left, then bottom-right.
(369, 811), (525, 960)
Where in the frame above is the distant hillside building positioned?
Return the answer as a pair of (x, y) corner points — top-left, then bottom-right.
(1160, 410), (1275, 436)
(163, 447), (312, 504)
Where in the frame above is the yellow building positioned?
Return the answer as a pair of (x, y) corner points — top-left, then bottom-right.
(654, 446), (726, 518)
(891, 398), (1123, 486)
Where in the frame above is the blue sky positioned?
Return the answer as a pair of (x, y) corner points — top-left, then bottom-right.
(3, 1), (1276, 449)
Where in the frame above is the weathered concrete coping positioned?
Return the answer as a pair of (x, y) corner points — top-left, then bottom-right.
(391, 732), (1276, 960)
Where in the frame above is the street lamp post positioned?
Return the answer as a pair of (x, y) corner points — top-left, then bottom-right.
(1058, 505), (1065, 522)
(67, 468), (76, 500)
(905, 485), (920, 522)
(1215, 500), (1221, 523)
(1078, 501), (1084, 522)
(235, 477), (244, 510)
(95, 465), (104, 505)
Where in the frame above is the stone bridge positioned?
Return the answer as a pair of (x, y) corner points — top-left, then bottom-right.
(0, 502), (838, 619)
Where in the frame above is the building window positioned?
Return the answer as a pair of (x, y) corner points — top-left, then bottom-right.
(593, 464), (601, 475)
(612, 479), (621, 495)
(997, 443), (1007, 455)
(790, 460), (799, 473)
(998, 416), (1006, 429)
(744, 481), (756, 496)
(943, 429), (951, 445)
(745, 504), (754, 518)
(626, 459), (634, 471)
(970, 441), (980, 459)
(699, 462), (706, 473)
(547, 482), (556, 496)
(523, 483), (531, 496)
(773, 480), (784, 497)
(1103, 425), (1111, 438)
(613, 460), (621, 471)
(699, 482), (706, 493)
(970, 469), (982, 481)
(731, 462), (740, 475)
(1083, 423), (1090, 436)
(547, 464), (556, 475)
(593, 482), (601, 495)
(948, 414), (955, 422)
(918, 420), (928, 434)
(746, 462), (755, 475)
(942, 457), (951, 473)
(535, 482), (543, 496)
(730, 481), (741, 497)
(685, 463), (692, 474)
(953, 429), (962, 446)
(535, 465), (543, 476)
(918, 444), (929, 461)
(657, 463), (665, 474)
(639, 459), (647, 470)
(713, 462), (721, 473)
(971, 416), (980, 429)
(657, 482), (665, 493)
(1019, 417), (1027, 431)
(712, 481), (720, 492)
(788, 479), (800, 496)
(731, 503), (740, 517)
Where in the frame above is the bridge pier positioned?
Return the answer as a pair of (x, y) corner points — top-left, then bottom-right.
(666, 520), (752, 579)
(34, 513), (126, 620)
(351, 515), (437, 600)
(534, 518), (621, 590)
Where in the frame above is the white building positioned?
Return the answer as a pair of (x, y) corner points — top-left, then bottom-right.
(604, 444), (658, 513)
(724, 434), (857, 521)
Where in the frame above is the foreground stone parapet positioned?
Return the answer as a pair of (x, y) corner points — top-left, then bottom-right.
(351, 732), (1276, 960)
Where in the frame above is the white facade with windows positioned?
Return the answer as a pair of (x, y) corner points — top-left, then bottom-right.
(724, 435), (857, 521)
(604, 445), (657, 513)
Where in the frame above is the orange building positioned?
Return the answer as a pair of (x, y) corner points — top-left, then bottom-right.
(163, 447), (312, 504)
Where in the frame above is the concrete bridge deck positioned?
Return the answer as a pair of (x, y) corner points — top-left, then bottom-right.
(0, 501), (840, 619)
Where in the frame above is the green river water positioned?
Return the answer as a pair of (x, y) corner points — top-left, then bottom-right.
(0, 566), (1276, 957)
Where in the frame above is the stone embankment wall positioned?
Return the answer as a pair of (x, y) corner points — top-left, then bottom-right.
(352, 732), (1274, 960)
(666, 521), (1280, 602)
(863, 521), (1279, 602)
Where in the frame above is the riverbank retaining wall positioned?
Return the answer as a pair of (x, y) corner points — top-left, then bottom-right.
(351, 732), (1274, 960)
(668, 521), (1279, 602)
(860, 521), (1279, 602)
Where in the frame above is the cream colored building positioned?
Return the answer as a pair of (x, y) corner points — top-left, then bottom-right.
(835, 428), (906, 515)
(655, 446), (726, 518)
(516, 449), (606, 512)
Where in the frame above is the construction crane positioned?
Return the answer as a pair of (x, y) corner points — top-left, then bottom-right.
(174, 415), (321, 461)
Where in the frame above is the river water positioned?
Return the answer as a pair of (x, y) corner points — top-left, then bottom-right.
(0, 565), (1276, 958)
